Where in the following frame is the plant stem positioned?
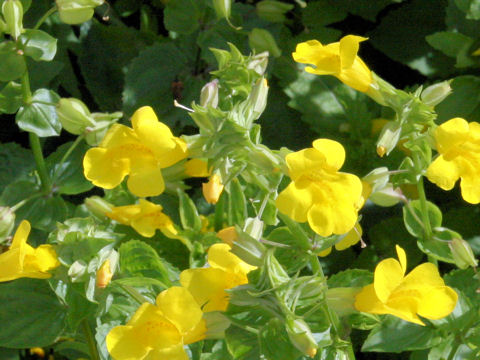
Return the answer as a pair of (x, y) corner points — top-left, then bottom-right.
(81, 319), (100, 360)
(29, 133), (52, 193)
(20, 71), (32, 104)
(117, 283), (150, 305)
(413, 152), (433, 241)
(33, 6), (57, 30)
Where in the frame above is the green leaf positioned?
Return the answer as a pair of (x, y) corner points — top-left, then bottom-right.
(259, 318), (302, 360)
(177, 189), (202, 231)
(46, 141), (94, 195)
(0, 278), (66, 348)
(455, 0), (480, 19)
(403, 199), (442, 239)
(119, 240), (171, 286)
(65, 284), (97, 332)
(16, 88), (61, 137)
(0, 81), (22, 114)
(426, 31), (474, 58)
(228, 178), (247, 225)
(19, 29), (57, 61)
(362, 316), (441, 352)
(327, 269), (373, 288)
(78, 23), (149, 111)
(266, 227), (310, 273)
(0, 41), (26, 82)
(0, 348), (19, 360)
(0, 142), (34, 189)
(436, 76), (480, 122)
(225, 325), (261, 360)
(163, 0), (204, 34)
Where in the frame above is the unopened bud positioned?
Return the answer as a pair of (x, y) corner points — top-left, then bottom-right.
(376, 121), (401, 157)
(247, 51), (269, 75)
(256, 0), (293, 23)
(200, 79), (219, 108)
(84, 196), (113, 219)
(2, 0), (23, 40)
(0, 207), (15, 242)
(202, 174), (224, 204)
(286, 318), (318, 358)
(217, 226), (237, 247)
(56, 0), (105, 25)
(243, 217), (263, 240)
(212, 0), (231, 20)
(96, 259), (113, 288)
(449, 238), (478, 269)
(245, 77), (269, 124)
(57, 98), (95, 135)
(421, 80), (452, 107)
(248, 28), (281, 57)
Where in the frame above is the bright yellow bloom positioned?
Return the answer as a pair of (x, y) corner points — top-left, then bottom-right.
(180, 243), (256, 312)
(426, 117), (480, 204)
(276, 139), (363, 237)
(83, 106), (188, 197)
(355, 245), (457, 325)
(106, 286), (206, 360)
(216, 226), (237, 247)
(0, 220), (60, 282)
(184, 159), (210, 177)
(106, 199), (177, 238)
(292, 35), (372, 93)
(318, 223), (362, 257)
(96, 259), (113, 288)
(202, 174), (224, 204)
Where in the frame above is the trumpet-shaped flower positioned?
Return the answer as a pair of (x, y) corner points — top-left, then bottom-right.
(83, 106), (188, 197)
(426, 117), (480, 204)
(292, 35), (372, 93)
(0, 220), (60, 282)
(106, 199), (177, 238)
(202, 174), (224, 204)
(355, 245), (457, 325)
(180, 243), (257, 312)
(276, 139), (363, 237)
(106, 286), (206, 360)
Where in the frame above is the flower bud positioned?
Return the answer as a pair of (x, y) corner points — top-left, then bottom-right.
(217, 226), (237, 247)
(243, 217), (263, 240)
(202, 174), (224, 204)
(286, 317), (318, 358)
(449, 238), (478, 269)
(84, 196), (113, 219)
(421, 80), (452, 107)
(2, 0), (23, 40)
(256, 0), (293, 23)
(248, 28), (281, 58)
(369, 184), (403, 207)
(56, 0), (105, 25)
(231, 227), (266, 267)
(57, 98), (95, 135)
(96, 259), (113, 288)
(376, 121), (401, 157)
(244, 77), (269, 125)
(247, 51), (269, 75)
(68, 260), (87, 282)
(200, 79), (219, 108)
(212, 0), (231, 20)
(0, 206), (15, 242)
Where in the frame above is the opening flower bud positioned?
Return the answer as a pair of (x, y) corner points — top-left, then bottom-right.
(56, 0), (105, 25)
(0, 206), (15, 242)
(449, 238), (478, 269)
(376, 121), (401, 157)
(200, 79), (219, 108)
(217, 226), (237, 247)
(421, 80), (452, 107)
(96, 259), (113, 288)
(57, 98), (95, 135)
(286, 317), (318, 358)
(202, 174), (224, 204)
(2, 0), (23, 40)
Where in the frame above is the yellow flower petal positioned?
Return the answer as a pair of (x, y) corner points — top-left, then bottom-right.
(185, 159), (210, 177)
(183, 318), (207, 345)
(426, 155), (460, 191)
(312, 139), (345, 171)
(106, 325), (150, 360)
(339, 35), (367, 69)
(144, 345), (188, 360)
(100, 124), (139, 148)
(335, 223), (362, 251)
(208, 243), (256, 277)
(435, 117), (469, 154)
(354, 284), (390, 314)
(83, 148), (130, 189)
(460, 172), (480, 204)
(416, 286), (458, 320)
(285, 148), (326, 182)
(276, 182), (316, 223)
(396, 245), (407, 274)
(202, 174), (224, 204)
(0, 248), (23, 282)
(127, 157), (165, 197)
(373, 258), (405, 304)
(10, 220), (30, 249)
(217, 226), (237, 247)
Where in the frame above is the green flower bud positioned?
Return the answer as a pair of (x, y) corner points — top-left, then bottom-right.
(449, 238), (478, 269)
(243, 77), (269, 127)
(421, 80), (452, 107)
(243, 217), (263, 240)
(84, 196), (113, 219)
(248, 28), (281, 58)
(86, 111), (122, 146)
(376, 121), (401, 157)
(212, 0), (231, 20)
(247, 51), (269, 75)
(56, 0), (104, 25)
(2, 0), (23, 40)
(200, 79), (219, 108)
(369, 184), (403, 207)
(0, 206), (15, 241)
(286, 317), (318, 358)
(256, 0), (293, 23)
(57, 97), (95, 135)
(68, 259), (88, 282)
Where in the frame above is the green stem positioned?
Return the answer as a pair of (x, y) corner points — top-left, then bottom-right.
(20, 71), (32, 104)
(33, 6), (57, 30)
(81, 319), (100, 360)
(29, 133), (52, 193)
(413, 152), (433, 240)
(52, 135), (84, 184)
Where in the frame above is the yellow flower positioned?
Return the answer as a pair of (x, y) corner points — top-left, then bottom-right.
(106, 199), (177, 238)
(106, 286), (206, 360)
(83, 106), (188, 197)
(318, 223), (362, 257)
(0, 220), (60, 282)
(426, 117), (480, 204)
(292, 35), (372, 93)
(180, 243), (257, 312)
(184, 159), (210, 177)
(202, 174), (224, 204)
(96, 259), (113, 288)
(355, 245), (458, 325)
(216, 226), (237, 247)
(276, 139), (363, 237)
